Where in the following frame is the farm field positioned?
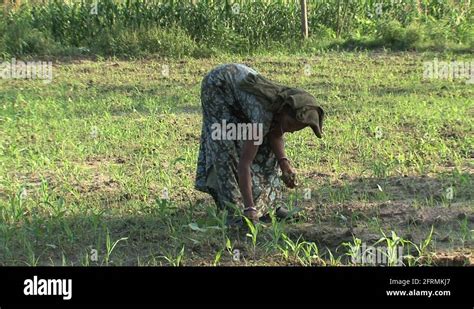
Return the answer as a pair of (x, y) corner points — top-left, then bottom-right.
(1, 52), (472, 266)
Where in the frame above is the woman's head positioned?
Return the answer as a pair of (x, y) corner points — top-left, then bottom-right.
(274, 104), (325, 138)
(276, 105), (307, 133)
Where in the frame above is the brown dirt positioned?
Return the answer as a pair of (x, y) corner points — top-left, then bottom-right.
(285, 172), (473, 265)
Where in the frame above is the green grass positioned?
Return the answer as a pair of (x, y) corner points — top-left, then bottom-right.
(0, 51), (473, 266)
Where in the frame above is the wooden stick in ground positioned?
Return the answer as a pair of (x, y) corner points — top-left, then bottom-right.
(300, 0), (308, 39)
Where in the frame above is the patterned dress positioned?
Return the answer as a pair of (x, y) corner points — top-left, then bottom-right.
(195, 64), (283, 217)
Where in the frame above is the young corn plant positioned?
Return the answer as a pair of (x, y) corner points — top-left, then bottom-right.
(205, 204), (229, 244)
(24, 240), (40, 267)
(459, 218), (473, 247)
(405, 226), (435, 266)
(342, 236), (363, 265)
(225, 237), (233, 257)
(265, 211), (284, 251)
(161, 245), (185, 267)
(243, 217), (260, 257)
(297, 241), (322, 266)
(3, 192), (24, 225)
(104, 229), (128, 266)
(81, 250), (90, 266)
(325, 248), (342, 266)
(278, 234), (322, 266)
(213, 250), (222, 266)
(374, 230), (409, 266)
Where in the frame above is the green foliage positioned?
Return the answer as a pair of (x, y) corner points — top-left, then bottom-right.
(0, 0), (471, 57)
(278, 234), (322, 266)
(1, 14), (59, 56)
(87, 24), (198, 57)
(376, 19), (424, 49)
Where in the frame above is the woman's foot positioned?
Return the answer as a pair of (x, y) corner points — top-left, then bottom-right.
(275, 206), (290, 219)
(243, 207), (259, 225)
(259, 206), (297, 222)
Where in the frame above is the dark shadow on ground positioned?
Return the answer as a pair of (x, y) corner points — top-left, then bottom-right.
(1, 172), (472, 266)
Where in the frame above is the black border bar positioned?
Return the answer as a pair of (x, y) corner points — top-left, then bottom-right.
(0, 267), (472, 306)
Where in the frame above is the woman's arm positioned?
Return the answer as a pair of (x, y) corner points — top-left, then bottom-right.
(268, 130), (297, 188)
(238, 140), (259, 209)
(268, 129), (286, 162)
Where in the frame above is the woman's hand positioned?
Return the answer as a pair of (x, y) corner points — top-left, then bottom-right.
(280, 160), (298, 188)
(268, 129), (298, 189)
